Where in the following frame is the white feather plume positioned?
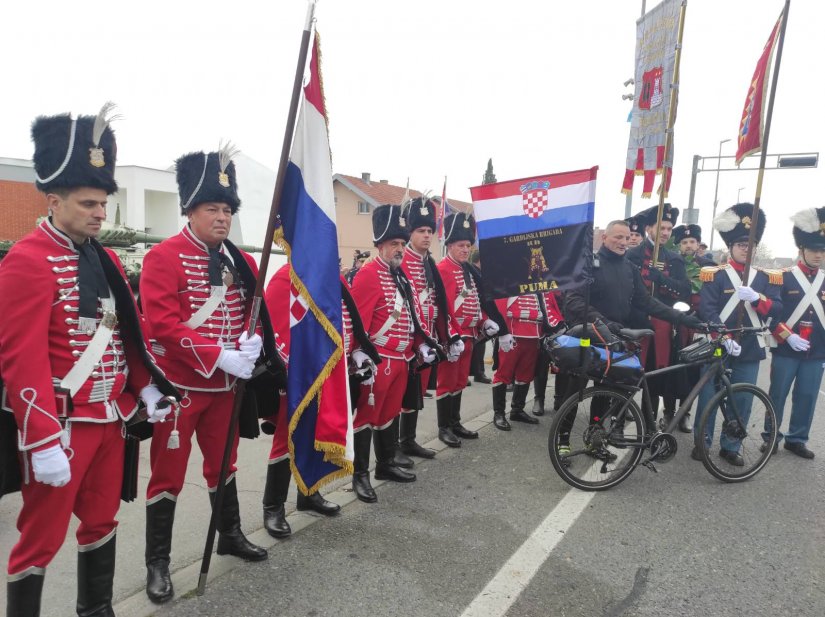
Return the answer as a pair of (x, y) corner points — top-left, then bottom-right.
(217, 140), (241, 172)
(91, 101), (121, 147)
(713, 208), (741, 233)
(791, 208), (820, 233)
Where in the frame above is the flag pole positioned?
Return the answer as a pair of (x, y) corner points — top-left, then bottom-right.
(196, 0), (317, 595)
(650, 0), (687, 275)
(740, 0), (790, 287)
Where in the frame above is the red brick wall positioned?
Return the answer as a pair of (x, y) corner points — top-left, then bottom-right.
(0, 180), (48, 241)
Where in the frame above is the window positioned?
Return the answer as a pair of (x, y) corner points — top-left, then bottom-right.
(357, 201), (370, 215)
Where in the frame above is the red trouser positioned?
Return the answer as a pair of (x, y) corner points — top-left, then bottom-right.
(8, 421), (124, 576)
(436, 340), (474, 398)
(354, 356), (408, 430)
(268, 392), (289, 462)
(493, 337), (540, 385)
(640, 317), (672, 370)
(147, 388), (238, 498)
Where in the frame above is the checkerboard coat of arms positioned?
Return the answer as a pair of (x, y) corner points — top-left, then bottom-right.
(520, 180), (551, 219)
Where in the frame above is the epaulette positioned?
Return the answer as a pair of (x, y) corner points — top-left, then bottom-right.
(755, 267), (784, 285)
(699, 264), (726, 282)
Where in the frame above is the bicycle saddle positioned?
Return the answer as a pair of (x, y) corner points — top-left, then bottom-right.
(617, 328), (654, 341)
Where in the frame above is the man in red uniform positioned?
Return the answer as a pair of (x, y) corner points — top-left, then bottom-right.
(529, 291), (566, 416)
(139, 145), (273, 604)
(436, 212), (500, 446)
(399, 198), (462, 459)
(0, 105), (178, 616)
(350, 204), (440, 502)
(492, 290), (546, 430)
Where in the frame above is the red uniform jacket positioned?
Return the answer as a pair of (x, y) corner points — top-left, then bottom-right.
(437, 255), (483, 338)
(350, 257), (428, 361)
(140, 225), (258, 392)
(495, 294), (544, 339)
(0, 220), (153, 452)
(401, 246), (459, 344)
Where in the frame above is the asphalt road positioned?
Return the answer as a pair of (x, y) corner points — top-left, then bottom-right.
(2, 363), (824, 617)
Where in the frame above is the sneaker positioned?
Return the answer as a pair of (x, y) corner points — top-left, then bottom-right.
(784, 441), (815, 459)
(759, 440), (779, 455)
(690, 446), (703, 461)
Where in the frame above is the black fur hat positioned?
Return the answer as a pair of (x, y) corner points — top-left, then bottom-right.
(176, 142), (241, 215)
(31, 102), (119, 195)
(714, 202), (766, 246)
(625, 215), (644, 235)
(791, 207), (825, 250)
(444, 212), (476, 245)
(402, 197), (437, 232)
(636, 203), (679, 227)
(672, 224), (702, 244)
(372, 204), (409, 245)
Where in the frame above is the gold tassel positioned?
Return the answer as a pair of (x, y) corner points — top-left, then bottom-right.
(167, 407), (180, 449)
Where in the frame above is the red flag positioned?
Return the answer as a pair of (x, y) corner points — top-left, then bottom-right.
(735, 12), (784, 166)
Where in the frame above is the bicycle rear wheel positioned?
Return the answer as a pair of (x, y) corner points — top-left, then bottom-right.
(548, 387), (646, 491)
(695, 383), (777, 482)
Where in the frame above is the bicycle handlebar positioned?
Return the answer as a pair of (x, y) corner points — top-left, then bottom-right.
(694, 323), (769, 336)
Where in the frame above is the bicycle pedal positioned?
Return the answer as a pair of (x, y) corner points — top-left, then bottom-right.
(641, 460), (658, 473)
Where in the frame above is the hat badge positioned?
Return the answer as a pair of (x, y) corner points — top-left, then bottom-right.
(89, 147), (105, 168)
(399, 215), (406, 227)
(463, 218), (470, 229)
(218, 171), (230, 188)
(685, 229), (691, 236)
(819, 222), (825, 236)
(742, 216), (752, 229)
(420, 204), (428, 216)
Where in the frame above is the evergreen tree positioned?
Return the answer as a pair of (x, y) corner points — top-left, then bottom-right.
(483, 158), (497, 185)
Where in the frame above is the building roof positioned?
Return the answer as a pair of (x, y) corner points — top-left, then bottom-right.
(334, 173), (472, 212)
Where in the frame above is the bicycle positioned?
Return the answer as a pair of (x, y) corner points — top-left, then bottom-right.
(545, 323), (778, 491)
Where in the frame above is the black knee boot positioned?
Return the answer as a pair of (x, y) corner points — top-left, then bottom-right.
(492, 384), (511, 431)
(210, 478), (268, 561)
(352, 428), (377, 503)
(437, 396), (461, 447)
(510, 383), (539, 424)
(262, 459), (292, 538)
(400, 410), (436, 458)
(451, 393), (478, 439)
(145, 497), (176, 604)
(7, 572), (44, 617)
(386, 416), (414, 469)
(77, 533), (116, 617)
(374, 423), (416, 482)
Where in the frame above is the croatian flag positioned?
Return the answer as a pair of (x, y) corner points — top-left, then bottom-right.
(277, 32), (353, 494)
(470, 167), (597, 300)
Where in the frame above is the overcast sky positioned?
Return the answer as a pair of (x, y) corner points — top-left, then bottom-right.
(3, 0), (822, 257)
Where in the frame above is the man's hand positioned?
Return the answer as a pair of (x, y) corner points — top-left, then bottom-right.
(217, 349), (255, 379)
(737, 286), (760, 303)
(352, 349), (372, 369)
(482, 319), (500, 337)
(787, 333), (811, 352)
(32, 445), (71, 487)
(418, 344), (437, 364)
(448, 339), (465, 362)
(722, 338), (742, 357)
(498, 334), (515, 353)
(238, 331), (263, 361)
(140, 384), (172, 423)
(646, 267), (665, 284)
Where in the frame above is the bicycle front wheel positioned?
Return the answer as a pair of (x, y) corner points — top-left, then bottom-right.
(548, 387), (646, 491)
(695, 383), (777, 482)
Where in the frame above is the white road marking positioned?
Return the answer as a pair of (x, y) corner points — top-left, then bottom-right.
(459, 487), (596, 617)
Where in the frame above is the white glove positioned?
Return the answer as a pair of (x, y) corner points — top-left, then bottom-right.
(238, 331), (263, 360)
(449, 339), (465, 356)
(482, 319), (500, 337)
(722, 338), (742, 357)
(787, 333), (811, 352)
(418, 344), (437, 364)
(737, 286), (760, 303)
(498, 334), (515, 353)
(140, 384), (172, 424)
(32, 445), (71, 487)
(352, 349), (371, 369)
(217, 348), (255, 379)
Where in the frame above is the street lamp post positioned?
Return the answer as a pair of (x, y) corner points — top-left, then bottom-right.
(709, 138), (731, 251)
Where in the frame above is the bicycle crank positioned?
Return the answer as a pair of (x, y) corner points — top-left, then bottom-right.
(648, 432), (678, 463)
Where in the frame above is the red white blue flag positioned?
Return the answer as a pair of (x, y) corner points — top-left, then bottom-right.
(277, 32), (352, 494)
(735, 11), (784, 166)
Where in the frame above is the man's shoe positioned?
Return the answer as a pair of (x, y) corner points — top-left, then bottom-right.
(453, 424), (479, 439)
(146, 562), (174, 604)
(474, 374), (492, 384)
(263, 504), (291, 538)
(217, 530), (268, 561)
(690, 446), (703, 462)
(401, 440), (437, 459)
(392, 450), (415, 469)
(719, 449), (745, 467)
(509, 410), (539, 425)
(423, 391), (434, 399)
(438, 427), (462, 448)
(678, 412), (692, 434)
(531, 398), (545, 417)
(352, 472), (377, 503)
(296, 492), (341, 516)
(784, 441), (815, 459)
(374, 463), (417, 483)
(759, 440), (779, 455)
(493, 413), (511, 431)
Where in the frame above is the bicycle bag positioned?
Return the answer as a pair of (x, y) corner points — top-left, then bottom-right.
(549, 335), (643, 385)
(679, 337), (716, 363)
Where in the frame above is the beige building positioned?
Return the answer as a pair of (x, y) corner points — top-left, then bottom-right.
(333, 172), (472, 267)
